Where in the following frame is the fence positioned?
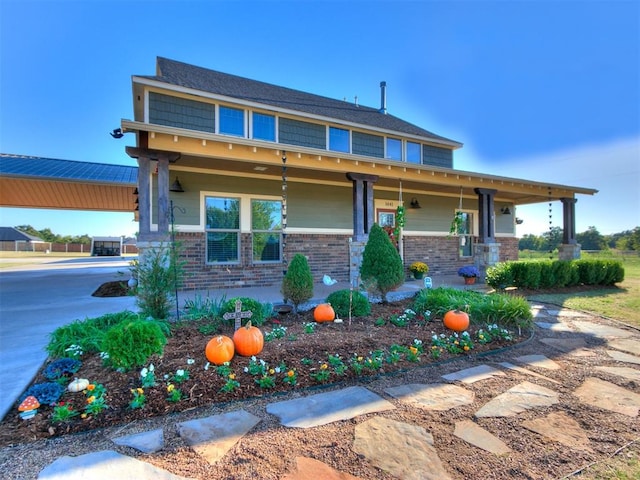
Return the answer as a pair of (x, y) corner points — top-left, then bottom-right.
(0, 241), (138, 254)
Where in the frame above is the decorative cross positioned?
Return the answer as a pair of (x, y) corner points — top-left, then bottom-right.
(223, 299), (253, 331)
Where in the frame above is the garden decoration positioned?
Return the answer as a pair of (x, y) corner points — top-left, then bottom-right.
(458, 265), (480, 285)
(448, 187), (465, 236)
(313, 303), (335, 322)
(223, 299), (253, 331)
(443, 309), (470, 332)
(205, 335), (235, 365)
(18, 396), (40, 420)
(233, 320), (264, 356)
(67, 378), (90, 393)
(409, 261), (429, 280)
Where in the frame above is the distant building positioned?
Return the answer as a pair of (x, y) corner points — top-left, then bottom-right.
(91, 236), (124, 256)
(0, 227), (45, 252)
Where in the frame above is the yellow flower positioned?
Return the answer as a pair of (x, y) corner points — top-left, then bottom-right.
(409, 346), (418, 355)
(463, 346), (470, 351)
(81, 413), (87, 419)
(357, 356), (363, 362)
(479, 334), (484, 339)
(287, 370), (295, 377)
(320, 363), (328, 370)
(87, 395), (96, 404)
(269, 368), (275, 375)
(228, 373), (236, 380)
(136, 388), (144, 395)
(167, 384), (175, 393)
(454, 341), (459, 345)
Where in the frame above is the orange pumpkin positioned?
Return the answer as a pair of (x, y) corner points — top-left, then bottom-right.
(443, 309), (470, 332)
(205, 335), (235, 365)
(233, 321), (264, 357)
(314, 303), (335, 322)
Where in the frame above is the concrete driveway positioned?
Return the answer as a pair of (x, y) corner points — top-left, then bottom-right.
(0, 257), (137, 420)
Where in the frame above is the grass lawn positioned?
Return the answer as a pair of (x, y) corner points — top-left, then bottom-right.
(526, 251), (640, 328)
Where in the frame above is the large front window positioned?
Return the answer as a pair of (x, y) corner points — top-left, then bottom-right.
(252, 199), (282, 262)
(205, 196), (240, 263)
(219, 106), (245, 136)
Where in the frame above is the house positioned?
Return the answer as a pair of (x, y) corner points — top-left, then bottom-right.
(0, 227), (44, 252)
(121, 57), (597, 290)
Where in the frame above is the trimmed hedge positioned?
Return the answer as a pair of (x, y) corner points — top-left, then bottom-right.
(486, 259), (624, 290)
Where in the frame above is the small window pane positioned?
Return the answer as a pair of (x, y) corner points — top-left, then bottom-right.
(329, 127), (350, 153)
(253, 233), (281, 262)
(206, 197), (239, 229)
(207, 232), (239, 263)
(252, 112), (275, 141)
(219, 106), (244, 136)
(406, 142), (421, 163)
(386, 138), (402, 160)
(251, 200), (281, 230)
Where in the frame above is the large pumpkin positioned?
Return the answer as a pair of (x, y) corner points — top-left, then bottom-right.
(314, 303), (335, 322)
(443, 309), (470, 332)
(233, 321), (264, 357)
(205, 335), (235, 365)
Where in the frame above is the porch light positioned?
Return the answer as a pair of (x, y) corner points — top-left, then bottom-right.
(170, 177), (185, 192)
(500, 207), (511, 215)
(410, 198), (421, 209)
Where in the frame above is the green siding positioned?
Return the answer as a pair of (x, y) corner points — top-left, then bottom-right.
(278, 118), (326, 149)
(149, 92), (215, 133)
(422, 144), (453, 168)
(352, 131), (384, 158)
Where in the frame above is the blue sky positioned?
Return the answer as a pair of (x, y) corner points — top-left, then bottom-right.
(0, 0), (638, 238)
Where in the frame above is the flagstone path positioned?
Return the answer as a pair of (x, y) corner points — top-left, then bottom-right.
(37, 304), (640, 479)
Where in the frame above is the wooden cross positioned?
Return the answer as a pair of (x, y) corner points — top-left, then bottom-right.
(223, 299), (253, 331)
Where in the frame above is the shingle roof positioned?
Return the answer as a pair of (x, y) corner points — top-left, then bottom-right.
(137, 57), (461, 147)
(0, 227), (43, 242)
(0, 154), (137, 185)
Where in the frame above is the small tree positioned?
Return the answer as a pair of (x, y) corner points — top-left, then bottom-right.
(360, 223), (404, 303)
(281, 253), (314, 313)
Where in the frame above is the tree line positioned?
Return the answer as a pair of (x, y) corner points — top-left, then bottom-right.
(519, 226), (640, 251)
(15, 225), (104, 246)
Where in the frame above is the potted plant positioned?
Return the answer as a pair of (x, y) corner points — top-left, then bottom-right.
(409, 261), (429, 280)
(457, 265), (480, 285)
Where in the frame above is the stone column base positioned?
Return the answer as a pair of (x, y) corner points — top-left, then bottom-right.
(349, 239), (366, 288)
(473, 242), (501, 280)
(559, 243), (581, 260)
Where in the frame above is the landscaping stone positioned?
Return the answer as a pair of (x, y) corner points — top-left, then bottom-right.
(475, 381), (559, 417)
(535, 322), (575, 333)
(176, 409), (261, 465)
(572, 321), (634, 339)
(498, 362), (561, 385)
(547, 309), (587, 318)
(521, 412), (592, 452)
(281, 457), (363, 480)
(539, 338), (596, 357)
(384, 383), (474, 411)
(353, 416), (451, 480)
(513, 354), (561, 370)
(442, 364), (506, 384)
(574, 377), (640, 417)
(606, 349), (640, 365)
(453, 420), (511, 455)
(112, 428), (164, 453)
(595, 366), (640, 382)
(607, 338), (640, 355)
(38, 450), (192, 480)
(266, 386), (394, 428)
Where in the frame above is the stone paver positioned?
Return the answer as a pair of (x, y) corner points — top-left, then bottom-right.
(385, 383), (474, 411)
(606, 349), (640, 365)
(266, 386), (394, 428)
(535, 321), (575, 333)
(453, 420), (511, 455)
(177, 409), (261, 465)
(112, 428), (164, 453)
(574, 377), (640, 417)
(475, 381), (559, 417)
(607, 338), (640, 355)
(282, 457), (364, 480)
(353, 416), (451, 480)
(573, 321), (634, 339)
(442, 364), (506, 384)
(539, 338), (596, 357)
(38, 450), (192, 480)
(521, 412), (592, 452)
(498, 361), (561, 384)
(548, 309), (588, 318)
(513, 354), (562, 370)
(595, 366), (640, 382)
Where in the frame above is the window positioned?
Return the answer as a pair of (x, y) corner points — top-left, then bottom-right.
(219, 106), (245, 136)
(251, 199), (282, 262)
(386, 138), (402, 160)
(457, 211), (474, 258)
(406, 142), (421, 164)
(205, 196), (240, 263)
(329, 127), (350, 153)
(252, 112), (275, 141)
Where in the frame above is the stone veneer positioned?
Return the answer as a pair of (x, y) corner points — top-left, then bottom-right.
(175, 232), (520, 290)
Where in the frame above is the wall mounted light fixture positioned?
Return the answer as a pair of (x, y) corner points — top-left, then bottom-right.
(170, 177), (185, 193)
(500, 207), (511, 215)
(410, 198), (421, 209)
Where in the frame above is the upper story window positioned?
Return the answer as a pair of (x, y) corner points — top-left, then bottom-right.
(219, 106), (245, 136)
(205, 196), (240, 264)
(406, 141), (421, 164)
(329, 127), (350, 153)
(386, 138), (402, 160)
(252, 112), (275, 141)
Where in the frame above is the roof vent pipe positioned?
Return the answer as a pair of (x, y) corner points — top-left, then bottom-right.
(379, 81), (387, 114)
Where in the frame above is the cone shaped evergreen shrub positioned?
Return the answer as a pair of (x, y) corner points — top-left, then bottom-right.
(281, 253), (314, 312)
(360, 223), (404, 302)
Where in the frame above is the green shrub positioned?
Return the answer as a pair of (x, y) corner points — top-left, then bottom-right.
(326, 289), (371, 318)
(552, 260), (575, 287)
(360, 223), (404, 303)
(220, 297), (269, 326)
(485, 262), (514, 290)
(281, 253), (314, 312)
(102, 319), (168, 370)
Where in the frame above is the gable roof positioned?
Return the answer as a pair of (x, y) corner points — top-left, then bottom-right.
(135, 57), (461, 148)
(0, 227), (43, 242)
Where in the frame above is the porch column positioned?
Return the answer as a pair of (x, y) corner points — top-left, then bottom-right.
(346, 173), (379, 241)
(136, 156), (152, 240)
(474, 188), (497, 243)
(157, 156), (170, 235)
(559, 197), (581, 260)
